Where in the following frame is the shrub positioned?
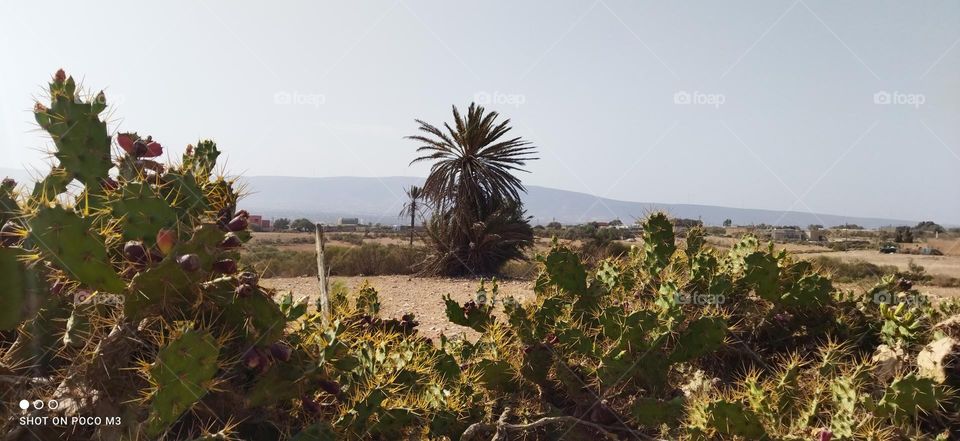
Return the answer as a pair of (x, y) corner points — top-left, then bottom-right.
(808, 256), (898, 282)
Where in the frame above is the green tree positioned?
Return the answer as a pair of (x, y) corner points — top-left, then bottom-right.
(273, 217), (290, 231)
(399, 185), (424, 246)
(408, 103), (538, 275)
(894, 226), (913, 243)
(290, 218), (316, 232)
(723, 219), (732, 227)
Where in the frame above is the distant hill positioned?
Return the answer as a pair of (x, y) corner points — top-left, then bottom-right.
(234, 175), (916, 229)
(0, 168), (917, 228)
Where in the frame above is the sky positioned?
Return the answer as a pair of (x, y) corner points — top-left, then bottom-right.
(0, 1), (958, 223)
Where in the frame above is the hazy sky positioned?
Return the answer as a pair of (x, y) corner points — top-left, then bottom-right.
(1, 1), (958, 223)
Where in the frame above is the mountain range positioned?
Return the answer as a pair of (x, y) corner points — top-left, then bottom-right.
(0, 168), (916, 228)
(237, 175), (915, 228)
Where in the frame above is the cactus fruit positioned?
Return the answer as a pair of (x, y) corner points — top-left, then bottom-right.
(212, 259), (238, 274)
(269, 342), (292, 362)
(156, 228), (177, 254)
(219, 232), (242, 249)
(177, 253), (201, 272)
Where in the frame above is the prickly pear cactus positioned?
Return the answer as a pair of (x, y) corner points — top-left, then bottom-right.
(145, 329), (221, 436)
(3, 70), (959, 441)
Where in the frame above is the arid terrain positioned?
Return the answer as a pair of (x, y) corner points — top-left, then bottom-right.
(261, 275), (535, 340)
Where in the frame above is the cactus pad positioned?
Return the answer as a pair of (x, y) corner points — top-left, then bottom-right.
(108, 182), (179, 244)
(0, 248), (28, 330)
(27, 204), (124, 292)
(146, 329), (221, 437)
(34, 73), (113, 188)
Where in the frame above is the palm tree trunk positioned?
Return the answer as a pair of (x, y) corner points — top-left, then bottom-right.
(409, 203), (415, 246)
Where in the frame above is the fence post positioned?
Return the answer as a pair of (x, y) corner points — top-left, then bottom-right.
(315, 223), (330, 324)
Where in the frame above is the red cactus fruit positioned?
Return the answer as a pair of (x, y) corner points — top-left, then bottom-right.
(177, 254), (200, 272)
(1, 177), (15, 189)
(301, 396), (322, 415)
(818, 429), (833, 441)
(243, 348), (264, 370)
(123, 241), (148, 264)
(213, 259), (238, 274)
(269, 342), (292, 362)
(236, 283), (254, 298)
(156, 229), (176, 255)
(227, 215), (248, 232)
(238, 271), (259, 286)
(117, 133), (136, 155)
(317, 379), (342, 397)
(143, 140), (163, 157)
(219, 233), (242, 249)
(54, 69), (66, 83)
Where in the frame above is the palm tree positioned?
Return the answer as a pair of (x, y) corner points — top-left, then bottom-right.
(408, 103), (538, 276)
(409, 103), (538, 219)
(399, 185), (424, 246)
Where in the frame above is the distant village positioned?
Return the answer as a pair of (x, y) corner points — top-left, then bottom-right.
(248, 213), (953, 255)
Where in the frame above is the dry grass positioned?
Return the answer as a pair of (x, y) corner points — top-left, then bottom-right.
(705, 236), (832, 253)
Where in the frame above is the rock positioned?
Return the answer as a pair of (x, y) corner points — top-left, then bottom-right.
(934, 316), (960, 340)
(871, 344), (906, 384)
(917, 336), (960, 385)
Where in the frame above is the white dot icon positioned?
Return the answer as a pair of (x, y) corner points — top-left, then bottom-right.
(18, 400), (29, 410)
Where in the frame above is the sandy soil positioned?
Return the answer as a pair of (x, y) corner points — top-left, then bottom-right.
(261, 275), (535, 340)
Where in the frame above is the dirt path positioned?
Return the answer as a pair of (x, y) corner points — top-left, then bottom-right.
(261, 275), (535, 339)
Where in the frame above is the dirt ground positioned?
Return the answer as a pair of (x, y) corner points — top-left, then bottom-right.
(803, 249), (960, 279)
(261, 275), (535, 340)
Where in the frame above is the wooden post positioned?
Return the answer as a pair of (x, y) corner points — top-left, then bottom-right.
(315, 223), (330, 324)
